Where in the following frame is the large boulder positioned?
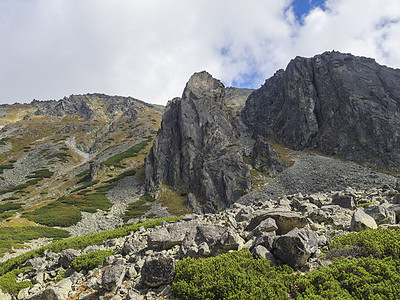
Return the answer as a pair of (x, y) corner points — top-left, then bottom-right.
(273, 227), (319, 268)
(247, 210), (307, 234)
(141, 253), (175, 287)
(351, 208), (378, 231)
(181, 224), (242, 258)
(147, 221), (199, 251)
(364, 204), (396, 225)
(101, 264), (126, 291)
(58, 249), (81, 269)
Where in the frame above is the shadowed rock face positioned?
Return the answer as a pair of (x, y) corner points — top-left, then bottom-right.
(145, 71), (252, 211)
(242, 51), (400, 172)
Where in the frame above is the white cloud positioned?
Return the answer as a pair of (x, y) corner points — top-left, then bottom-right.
(0, 0), (399, 105)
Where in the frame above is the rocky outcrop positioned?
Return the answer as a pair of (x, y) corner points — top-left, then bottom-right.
(145, 71), (252, 211)
(242, 51), (400, 172)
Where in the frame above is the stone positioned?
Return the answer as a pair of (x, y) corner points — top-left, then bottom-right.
(58, 249), (81, 269)
(253, 218), (278, 235)
(141, 253), (175, 287)
(186, 193), (202, 214)
(235, 207), (255, 222)
(101, 264), (126, 291)
(332, 191), (355, 209)
(364, 204), (396, 225)
(247, 210), (307, 235)
(251, 245), (276, 263)
(122, 237), (146, 255)
(351, 208), (378, 231)
(273, 227), (319, 268)
(181, 224), (242, 258)
(148, 221), (199, 251)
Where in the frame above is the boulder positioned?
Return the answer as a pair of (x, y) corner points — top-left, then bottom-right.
(251, 245), (276, 263)
(273, 227), (319, 268)
(181, 224), (242, 258)
(58, 249), (81, 269)
(253, 218), (278, 235)
(122, 237), (147, 255)
(247, 210), (307, 234)
(351, 208), (378, 231)
(332, 191), (355, 209)
(101, 264), (126, 291)
(364, 204), (396, 225)
(148, 221), (198, 251)
(141, 253), (175, 287)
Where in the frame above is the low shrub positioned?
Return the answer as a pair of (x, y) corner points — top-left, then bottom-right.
(122, 199), (151, 221)
(27, 169), (54, 179)
(102, 139), (151, 167)
(0, 164), (14, 174)
(172, 249), (294, 300)
(23, 202), (82, 227)
(0, 267), (33, 296)
(0, 202), (22, 213)
(71, 250), (115, 271)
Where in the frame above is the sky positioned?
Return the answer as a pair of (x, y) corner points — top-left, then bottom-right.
(0, 0), (400, 105)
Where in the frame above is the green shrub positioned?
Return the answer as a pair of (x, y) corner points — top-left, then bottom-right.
(0, 179), (41, 195)
(0, 267), (33, 296)
(27, 169), (54, 179)
(23, 202), (82, 227)
(328, 228), (400, 259)
(0, 217), (181, 277)
(0, 202), (22, 213)
(122, 199), (151, 221)
(61, 192), (112, 212)
(102, 139), (151, 167)
(104, 169), (136, 185)
(71, 250), (115, 271)
(0, 164), (14, 174)
(172, 250), (294, 300)
(140, 193), (156, 202)
(293, 257), (400, 299)
(71, 180), (99, 193)
(0, 212), (14, 221)
(0, 226), (69, 256)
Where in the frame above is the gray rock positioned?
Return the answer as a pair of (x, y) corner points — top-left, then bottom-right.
(247, 210), (307, 235)
(253, 218), (278, 235)
(186, 193), (202, 214)
(242, 51), (400, 173)
(145, 71), (252, 210)
(58, 249), (81, 269)
(251, 245), (276, 263)
(122, 237), (147, 255)
(101, 264), (126, 291)
(235, 206), (255, 222)
(273, 227), (319, 268)
(351, 208), (378, 231)
(181, 224), (242, 258)
(332, 191), (355, 209)
(148, 221), (198, 251)
(364, 204), (396, 225)
(141, 253), (175, 287)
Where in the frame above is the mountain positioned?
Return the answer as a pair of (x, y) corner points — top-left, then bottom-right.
(0, 51), (400, 299)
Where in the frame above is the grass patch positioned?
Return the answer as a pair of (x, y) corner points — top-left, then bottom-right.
(45, 152), (71, 163)
(71, 180), (99, 193)
(0, 212), (14, 221)
(23, 202), (82, 227)
(122, 199), (152, 221)
(0, 179), (41, 195)
(159, 186), (191, 216)
(71, 250), (115, 271)
(0, 226), (70, 257)
(104, 169), (136, 184)
(102, 139), (151, 167)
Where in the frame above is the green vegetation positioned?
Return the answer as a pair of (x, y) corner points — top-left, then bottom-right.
(0, 138), (10, 146)
(0, 226), (69, 257)
(71, 180), (99, 193)
(172, 229), (400, 299)
(0, 179), (41, 195)
(45, 152), (71, 163)
(71, 250), (115, 271)
(0, 217), (181, 279)
(0, 164), (14, 174)
(0, 202), (22, 213)
(102, 139), (151, 167)
(54, 268), (66, 283)
(122, 193), (156, 221)
(172, 250), (293, 300)
(27, 168), (54, 179)
(105, 169), (136, 184)
(357, 202), (375, 208)
(62, 193), (112, 213)
(0, 212), (14, 221)
(0, 267), (33, 296)
(23, 202), (82, 227)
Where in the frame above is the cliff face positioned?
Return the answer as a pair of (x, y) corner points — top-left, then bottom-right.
(145, 71), (252, 211)
(242, 51), (400, 172)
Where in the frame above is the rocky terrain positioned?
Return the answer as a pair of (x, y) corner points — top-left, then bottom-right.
(2, 184), (400, 299)
(0, 51), (399, 299)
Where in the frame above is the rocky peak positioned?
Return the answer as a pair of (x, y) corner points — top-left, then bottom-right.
(145, 72), (252, 212)
(242, 51), (400, 172)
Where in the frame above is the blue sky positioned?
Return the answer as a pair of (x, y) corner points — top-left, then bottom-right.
(0, 0), (400, 105)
